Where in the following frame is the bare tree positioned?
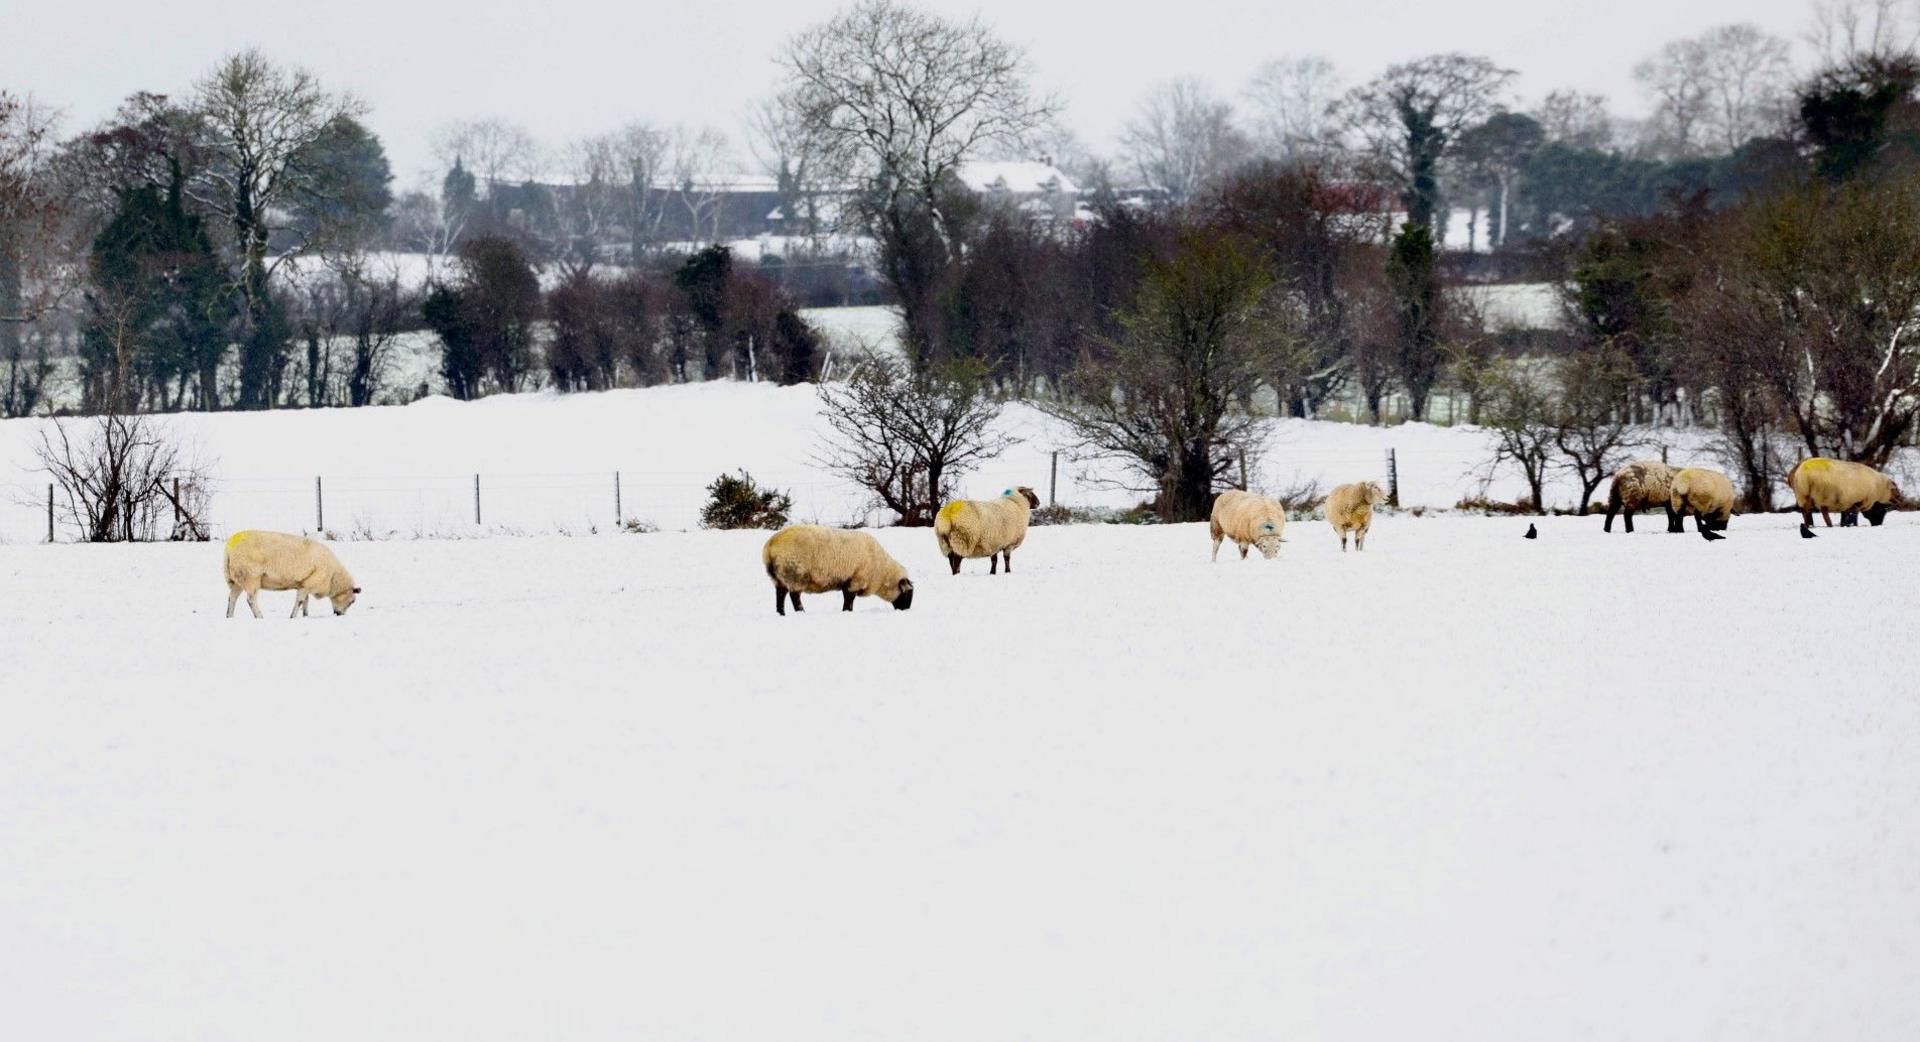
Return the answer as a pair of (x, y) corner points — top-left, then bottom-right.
(1, 93), (69, 418)
(1633, 37), (1714, 158)
(1479, 360), (1556, 512)
(747, 95), (832, 241)
(1809, 0), (1920, 63)
(606, 122), (671, 257)
(1698, 25), (1796, 151)
(662, 125), (735, 245)
(1532, 89), (1615, 150)
(1553, 347), (1647, 513)
(1683, 176), (1920, 466)
(780, 0), (1055, 250)
(1242, 56), (1345, 163)
(1634, 25), (1791, 157)
(1338, 54), (1515, 236)
(38, 412), (213, 542)
(781, 0), (1053, 362)
(1121, 78), (1253, 204)
(817, 354), (1010, 526)
(190, 50), (365, 410)
(431, 118), (540, 196)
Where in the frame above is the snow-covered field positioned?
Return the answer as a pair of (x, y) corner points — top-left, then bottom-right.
(3, 512), (1917, 1041)
(0, 382), (1537, 543)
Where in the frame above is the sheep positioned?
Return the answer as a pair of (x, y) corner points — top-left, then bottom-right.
(934, 486), (1040, 575)
(1324, 481), (1387, 551)
(1209, 489), (1288, 561)
(1787, 457), (1899, 528)
(1603, 459), (1682, 533)
(1668, 467), (1736, 533)
(223, 530), (361, 619)
(762, 525), (914, 615)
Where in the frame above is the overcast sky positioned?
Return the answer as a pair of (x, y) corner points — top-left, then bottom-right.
(7, 0), (1823, 186)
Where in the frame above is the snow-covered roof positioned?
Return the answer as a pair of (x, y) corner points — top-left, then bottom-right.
(955, 161), (1078, 196)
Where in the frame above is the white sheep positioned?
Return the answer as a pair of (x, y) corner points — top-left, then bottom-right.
(1669, 467), (1736, 532)
(1787, 458), (1899, 527)
(1324, 481), (1387, 551)
(762, 525), (914, 615)
(934, 486), (1040, 575)
(1209, 489), (1288, 561)
(223, 530), (361, 619)
(1603, 460), (1680, 533)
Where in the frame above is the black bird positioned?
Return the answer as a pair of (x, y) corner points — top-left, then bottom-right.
(1700, 527), (1726, 541)
(1800, 523), (1817, 539)
(1525, 523), (1538, 539)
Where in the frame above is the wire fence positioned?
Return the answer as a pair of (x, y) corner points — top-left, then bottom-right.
(0, 446), (1430, 545)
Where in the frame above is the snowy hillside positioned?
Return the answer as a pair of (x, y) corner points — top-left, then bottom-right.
(2, 513), (1917, 1041)
(0, 380), (1761, 543)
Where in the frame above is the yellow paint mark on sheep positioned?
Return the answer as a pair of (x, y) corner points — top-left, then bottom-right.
(936, 501), (971, 526)
(225, 531), (252, 549)
(1801, 457), (1834, 472)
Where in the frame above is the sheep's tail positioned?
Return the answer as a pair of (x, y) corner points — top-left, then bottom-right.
(934, 501), (961, 555)
(1785, 458), (1806, 491)
(1606, 479), (1623, 511)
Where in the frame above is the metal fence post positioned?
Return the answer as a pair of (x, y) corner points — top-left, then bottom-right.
(614, 470), (622, 524)
(474, 474), (482, 526)
(1387, 448), (1400, 508)
(1049, 452), (1058, 506)
(315, 476), (324, 533)
(46, 483), (54, 543)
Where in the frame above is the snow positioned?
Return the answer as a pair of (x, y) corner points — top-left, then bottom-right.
(4, 380), (1914, 545)
(2, 511), (1917, 1041)
(955, 160), (1079, 195)
(0, 381), (1643, 543)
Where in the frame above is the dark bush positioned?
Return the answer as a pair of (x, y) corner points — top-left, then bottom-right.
(699, 470), (793, 529)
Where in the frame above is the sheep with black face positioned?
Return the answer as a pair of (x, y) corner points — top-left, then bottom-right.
(761, 525), (914, 615)
(934, 486), (1040, 575)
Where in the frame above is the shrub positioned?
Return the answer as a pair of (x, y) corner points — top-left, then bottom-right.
(699, 471), (793, 529)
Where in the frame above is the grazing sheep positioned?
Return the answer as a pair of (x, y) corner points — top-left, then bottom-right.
(762, 525), (914, 615)
(1668, 467), (1736, 533)
(223, 530), (361, 619)
(935, 486), (1040, 575)
(1325, 481), (1387, 551)
(1209, 489), (1288, 561)
(1603, 460), (1681, 534)
(1787, 457), (1899, 528)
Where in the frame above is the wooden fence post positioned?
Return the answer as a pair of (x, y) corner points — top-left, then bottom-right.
(474, 474), (482, 526)
(46, 483), (53, 543)
(1049, 452), (1058, 506)
(614, 470), (622, 524)
(315, 476), (324, 533)
(1387, 448), (1400, 508)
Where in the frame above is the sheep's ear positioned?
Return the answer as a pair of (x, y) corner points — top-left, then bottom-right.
(899, 578), (913, 592)
(352, 587), (363, 593)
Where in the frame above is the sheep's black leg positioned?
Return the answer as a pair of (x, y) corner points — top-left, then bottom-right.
(1841, 509), (1858, 527)
(947, 553), (962, 575)
(841, 588), (856, 612)
(791, 590), (803, 612)
(1665, 507), (1682, 533)
(1004, 549), (1013, 573)
(774, 583), (787, 616)
(990, 554), (998, 575)
(1822, 509), (1833, 527)
(1620, 510), (1631, 534)
(1239, 544), (1249, 559)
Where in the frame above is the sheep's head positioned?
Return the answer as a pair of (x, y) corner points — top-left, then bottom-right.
(891, 578), (914, 610)
(1254, 520), (1283, 559)
(1364, 482), (1386, 506)
(1015, 486), (1040, 509)
(1865, 501), (1893, 526)
(331, 586), (361, 615)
